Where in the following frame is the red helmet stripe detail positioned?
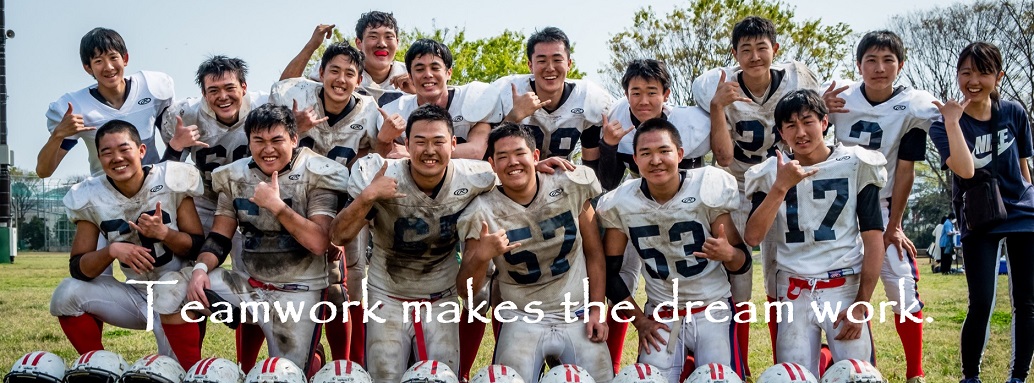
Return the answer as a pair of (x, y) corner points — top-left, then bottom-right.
(146, 354), (161, 366)
(710, 364), (717, 380)
(792, 364), (807, 381)
(81, 351), (96, 365)
(849, 359), (862, 373)
(781, 363), (797, 380)
(635, 364), (646, 379)
(717, 363), (725, 380)
(30, 352), (45, 366)
(346, 361), (353, 374)
(431, 361), (439, 375)
(201, 358), (217, 375)
(489, 365), (498, 382)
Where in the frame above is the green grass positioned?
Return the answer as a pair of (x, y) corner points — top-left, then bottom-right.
(0, 253), (1020, 382)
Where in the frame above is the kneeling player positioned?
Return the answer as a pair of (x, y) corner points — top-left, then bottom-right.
(597, 119), (750, 383)
(457, 123), (612, 383)
(50, 120), (205, 369)
(155, 104), (349, 375)
(744, 89), (886, 376)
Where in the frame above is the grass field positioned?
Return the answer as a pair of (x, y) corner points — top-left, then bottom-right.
(0, 252), (1020, 382)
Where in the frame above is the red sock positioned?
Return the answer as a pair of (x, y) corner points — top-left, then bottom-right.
(606, 314), (629, 374)
(679, 354), (697, 383)
(308, 344), (325, 378)
(458, 311), (487, 380)
(348, 305), (365, 365)
(734, 304), (751, 377)
(767, 295), (779, 363)
(818, 344), (832, 376)
(324, 319), (350, 361)
(236, 323), (265, 374)
(895, 311), (925, 378)
(58, 314), (104, 354)
(163, 322), (202, 371)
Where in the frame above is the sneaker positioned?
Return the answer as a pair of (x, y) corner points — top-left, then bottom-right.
(907, 377), (927, 383)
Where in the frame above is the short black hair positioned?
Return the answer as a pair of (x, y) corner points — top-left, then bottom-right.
(774, 89), (828, 128)
(855, 30), (906, 64)
(526, 27), (572, 60)
(622, 59), (671, 92)
(633, 118), (683, 151)
(94, 119), (142, 148)
(321, 43), (365, 73)
(79, 27), (127, 66)
(405, 39), (453, 73)
(196, 55), (248, 89)
(355, 11), (398, 39)
(731, 16), (778, 50)
(244, 104), (297, 139)
(487, 122), (537, 159)
(406, 104), (454, 137)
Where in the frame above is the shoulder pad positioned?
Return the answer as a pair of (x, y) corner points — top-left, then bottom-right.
(843, 144), (888, 167)
(381, 94), (416, 116)
(460, 82), (504, 124)
(62, 177), (101, 213)
(348, 154), (388, 197)
(907, 88), (940, 121)
(303, 149), (351, 192)
(138, 71), (175, 100)
(691, 67), (737, 109)
(667, 105), (712, 157)
(270, 78), (321, 109)
(248, 91), (270, 106)
(743, 157), (778, 197)
(453, 159), (497, 190)
(210, 159), (246, 195)
(784, 61), (821, 91)
(159, 98), (202, 143)
(698, 167), (739, 209)
(576, 79), (616, 125)
(491, 74), (529, 112)
(162, 161), (204, 196)
(839, 145), (889, 189)
(565, 165), (598, 186)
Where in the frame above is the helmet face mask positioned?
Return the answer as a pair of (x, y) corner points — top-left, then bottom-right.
(5, 351), (67, 383)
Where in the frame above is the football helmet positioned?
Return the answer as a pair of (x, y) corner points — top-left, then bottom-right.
(540, 365), (596, 383)
(4, 351), (66, 383)
(819, 360), (885, 383)
(757, 363), (817, 383)
(401, 360), (459, 383)
(122, 354), (186, 383)
(184, 357), (245, 383)
(64, 350), (129, 383)
(311, 360), (372, 383)
(470, 365), (525, 383)
(246, 357), (306, 383)
(613, 364), (666, 383)
(685, 363), (743, 383)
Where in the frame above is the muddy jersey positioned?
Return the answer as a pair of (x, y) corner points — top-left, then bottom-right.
(381, 82), (504, 143)
(609, 98), (711, 161)
(64, 161), (203, 281)
(159, 92), (268, 204)
(458, 166), (602, 312)
(692, 61), (820, 183)
(269, 78), (381, 167)
(597, 167), (738, 305)
(830, 83), (939, 200)
(212, 147), (349, 289)
(744, 144), (887, 277)
(493, 74), (614, 158)
(349, 155), (496, 299)
(47, 71), (175, 175)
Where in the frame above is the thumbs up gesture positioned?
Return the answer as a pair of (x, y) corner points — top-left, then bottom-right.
(52, 102), (96, 139)
(377, 107), (406, 142)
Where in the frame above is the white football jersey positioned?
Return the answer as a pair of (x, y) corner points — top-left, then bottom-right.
(609, 98), (711, 159)
(349, 155), (496, 299)
(744, 144), (887, 277)
(493, 74), (615, 158)
(381, 82), (504, 143)
(212, 147), (349, 289)
(46, 71), (175, 175)
(64, 161), (203, 281)
(597, 167), (739, 305)
(458, 166), (602, 313)
(269, 78), (381, 167)
(830, 83), (939, 200)
(306, 60), (407, 107)
(159, 91), (268, 204)
(692, 62), (820, 183)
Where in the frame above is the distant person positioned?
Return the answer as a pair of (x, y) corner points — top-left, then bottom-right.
(939, 213), (956, 274)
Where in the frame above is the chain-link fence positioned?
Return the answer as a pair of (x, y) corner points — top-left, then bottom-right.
(11, 175), (84, 253)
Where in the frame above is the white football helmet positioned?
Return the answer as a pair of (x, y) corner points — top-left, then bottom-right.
(819, 360), (885, 383)
(757, 363), (817, 383)
(64, 350), (129, 383)
(311, 360), (372, 383)
(246, 357), (306, 383)
(685, 363), (744, 383)
(401, 360), (459, 383)
(470, 365), (525, 383)
(4, 351), (66, 383)
(541, 365), (596, 383)
(614, 364), (666, 383)
(122, 354), (187, 383)
(184, 357), (245, 383)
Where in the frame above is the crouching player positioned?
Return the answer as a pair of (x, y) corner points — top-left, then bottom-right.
(456, 123), (613, 383)
(744, 89), (886, 376)
(597, 118), (750, 383)
(50, 120), (205, 370)
(154, 104), (350, 375)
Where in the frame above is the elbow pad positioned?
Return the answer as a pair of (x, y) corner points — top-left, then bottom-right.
(200, 232), (233, 267)
(69, 253), (94, 282)
(727, 243), (753, 275)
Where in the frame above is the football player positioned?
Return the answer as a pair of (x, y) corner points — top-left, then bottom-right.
(154, 104), (350, 376)
(329, 104), (496, 383)
(379, 39), (503, 160)
(691, 17), (821, 369)
(49, 120), (205, 369)
(456, 123), (612, 383)
(598, 119), (750, 383)
(743, 89), (886, 376)
(38, 27), (174, 178)
(822, 31), (938, 383)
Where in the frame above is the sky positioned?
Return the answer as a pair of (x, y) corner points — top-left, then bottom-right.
(4, 0), (949, 179)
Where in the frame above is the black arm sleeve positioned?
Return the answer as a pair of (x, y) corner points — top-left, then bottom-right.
(897, 129), (928, 161)
(200, 232), (233, 267)
(605, 255), (633, 304)
(580, 125), (602, 149)
(187, 233), (206, 261)
(598, 141), (627, 191)
(69, 253), (94, 281)
(749, 192), (768, 218)
(727, 243), (753, 275)
(162, 146), (185, 162)
(856, 184), (884, 231)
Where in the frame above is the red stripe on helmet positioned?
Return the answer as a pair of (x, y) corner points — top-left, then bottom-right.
(792, 364), (807, 381)
(489, 365), (498, 382)
(716, 364), (725, 380)
(431, 361), (439, 375)
(635, 364), (646, 379)
(200, 358), (217, 375)
(30, 352), (45, 366)
(146, 354), (161, 366)
(782, 363), (797, 380)
(849, 359), (862, 373)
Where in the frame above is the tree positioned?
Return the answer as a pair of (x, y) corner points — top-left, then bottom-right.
(9, 167), (43, 225)
(601, 0), (853, 105)
(19, 216), (48, 251)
